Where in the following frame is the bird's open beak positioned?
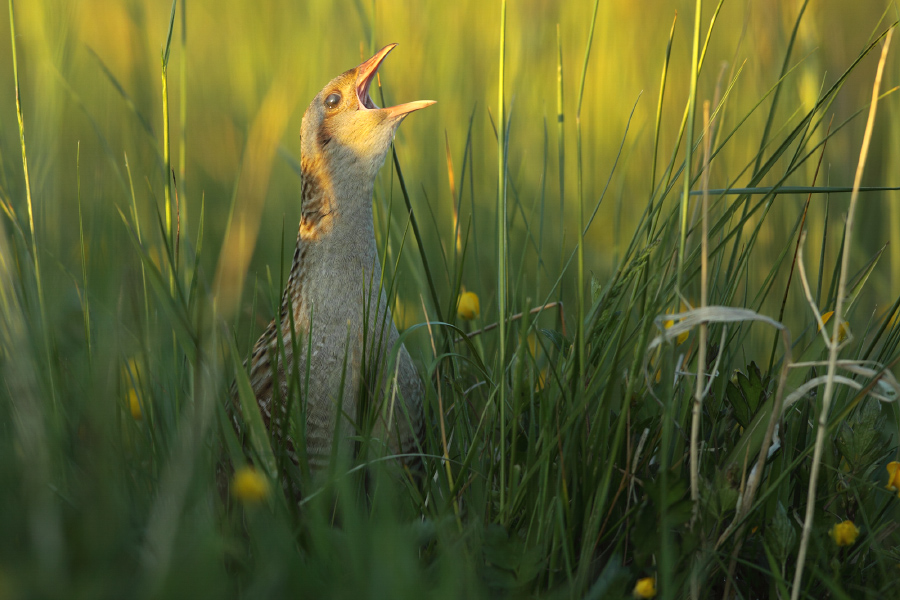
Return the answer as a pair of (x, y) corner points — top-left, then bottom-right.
(356, 44), (436, 118)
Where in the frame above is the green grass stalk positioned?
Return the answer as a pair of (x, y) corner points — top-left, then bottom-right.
(556, 24), (565, 282)
(179, 0), (188, 236)
(677, 0), (701, 298)
(726, 0), (810, 284)
(7, 0), (57, 410)
(76, 142), (91, 365)
(162, 0), (177, 288)
(575, 0), (601, 400)
(125, 152), (152, 348)
(497, 0), (508, 518)
(649, 12), (677, 234)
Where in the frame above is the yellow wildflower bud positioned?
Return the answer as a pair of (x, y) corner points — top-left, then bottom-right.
(886, 462), (900, 498)
(457, 291), (480, 320)
(633, 576), (657, 599)
(663, 309), (689, 345)
(128, 389), (143, 420)
(819, 311), (849, 342)
(231, 466), (270, 504)
(829, 520), (860, 547)
(535, 367), (548, 392)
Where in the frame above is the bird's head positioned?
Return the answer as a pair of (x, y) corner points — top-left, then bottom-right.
(300, 44), (435, 184)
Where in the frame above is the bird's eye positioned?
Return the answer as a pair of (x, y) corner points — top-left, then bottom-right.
(324, 92), (342, 110)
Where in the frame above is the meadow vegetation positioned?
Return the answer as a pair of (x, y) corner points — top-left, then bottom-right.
(1, 0), (900, 598)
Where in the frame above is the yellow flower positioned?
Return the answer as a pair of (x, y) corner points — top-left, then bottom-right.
(457, 291), (480, 320)
(819, 311), (849, 342)
(128, 389), (143, 420)
(886, 462), (900, 498)
(829, 520), (860, 547)
(663, 309), (689, 345)
(231, 466), (270, 504)
(633, 576), (657, 599)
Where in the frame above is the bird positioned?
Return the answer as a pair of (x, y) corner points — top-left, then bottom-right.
(233, 44), (433, 479)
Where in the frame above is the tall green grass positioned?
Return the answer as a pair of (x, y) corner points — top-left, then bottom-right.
(2, 0), (900, 598)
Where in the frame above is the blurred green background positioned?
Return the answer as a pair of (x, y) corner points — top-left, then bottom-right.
(0, 0), (898, 356)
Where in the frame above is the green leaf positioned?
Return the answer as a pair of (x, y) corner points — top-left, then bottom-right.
(540, 328), (568, 353)
(726, 379), (751, 429)
(765, 501), (797, 564)
(725, 363), (769, 429)
(590, 275), (602, 305)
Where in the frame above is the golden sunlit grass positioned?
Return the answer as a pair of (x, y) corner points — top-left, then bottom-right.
(1, 0), (900, 598)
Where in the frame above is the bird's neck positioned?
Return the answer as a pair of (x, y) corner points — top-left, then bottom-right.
(297, 156), (376, 241)
(281, 158), (380, 312)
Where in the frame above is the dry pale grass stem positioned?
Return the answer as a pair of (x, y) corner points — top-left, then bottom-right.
(689, 100), (713, 530)
(790, 28), (893, 600)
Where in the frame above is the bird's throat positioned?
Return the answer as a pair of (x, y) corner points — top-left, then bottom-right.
(297, 157), (378, 244)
